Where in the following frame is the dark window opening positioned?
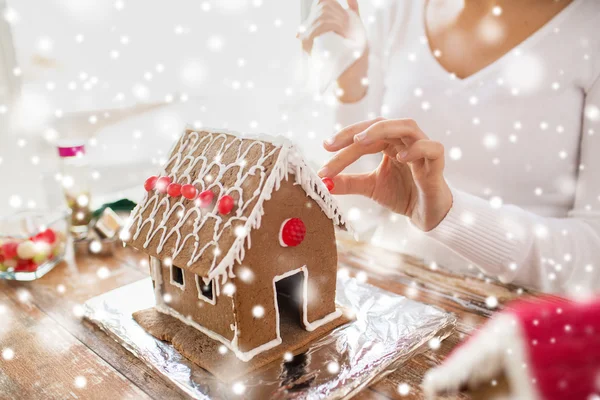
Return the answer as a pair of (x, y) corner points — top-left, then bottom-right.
(172, 265), (184, 286)
(275, 272), (304, 328)
(196, 275), (214, 301)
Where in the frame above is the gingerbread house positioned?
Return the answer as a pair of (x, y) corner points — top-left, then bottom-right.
(123, 128), (350, 362)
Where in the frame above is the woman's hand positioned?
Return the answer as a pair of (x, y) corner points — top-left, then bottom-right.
(319, 118), (453, 232)
(297, 0), (361, 54)
(297, 0), (369, 102)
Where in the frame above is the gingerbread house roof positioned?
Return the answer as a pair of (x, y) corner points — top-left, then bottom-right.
(123, 128), (350, 287)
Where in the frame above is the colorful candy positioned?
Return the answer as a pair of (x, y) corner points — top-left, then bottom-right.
(181, 184), (198, 200)
(156, 176), (171, 193)
(322, 177), (334, 192)
(144, 175), (158, 191)
(33, 228), (56, 244)
(1, 242), (18, 259)
(167, 183), (182, 197)
(0, 227), (64, 275)
(198, 190), (214, 207)
(17, 241), (37, 260)
(279, 218), (306, 247)
(217, 195), (235, 215)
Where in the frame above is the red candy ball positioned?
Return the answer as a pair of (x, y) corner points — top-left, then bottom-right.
(198, 190), (214, 207)
(217, 195), (234, 215)
(155, 176), (171, 193)
(15, 259), (37, 272)
(1, 242), (18, 259)
(167, 183), (182, 197)
(34, 228), (56, 244)
(322, 177), (334, 192)
(144, 176), (158, 191)
(181, 184), (198, 200)
(280, 218), (306, 247)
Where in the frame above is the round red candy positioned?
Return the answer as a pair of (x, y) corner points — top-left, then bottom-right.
(144, 176), (158, 191)
(322, 177), (334, 192)
(155, 176), (171, 193)
(181, 184), (198, 200)
(15, 259), (37, 272)
(198, 190), (214, 207)
(33, 228), (56, 244)
(1, 242), (18, 259)
(167, 183), (182, 197)
(217, 195), (234, 215)
(280, 218), (306, 247)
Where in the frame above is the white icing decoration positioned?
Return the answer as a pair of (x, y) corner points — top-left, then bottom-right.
(125, 128), (353, 292)
(169, 265), (185, 290)
(155, 265), (341, 361)
(150, 256), (162, 302)
(273, 266), (342, 333)
(195, 275), (216, 305)
(278, 218), (291, 247)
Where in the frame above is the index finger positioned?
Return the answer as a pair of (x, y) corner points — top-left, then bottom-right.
(354, 119), (428, 146)
(323, 117), (384, 152)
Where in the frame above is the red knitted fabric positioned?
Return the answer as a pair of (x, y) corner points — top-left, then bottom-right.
(509, 297), (600, 400)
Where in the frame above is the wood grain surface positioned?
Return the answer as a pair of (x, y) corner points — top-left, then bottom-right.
(0, 237), (538, 399)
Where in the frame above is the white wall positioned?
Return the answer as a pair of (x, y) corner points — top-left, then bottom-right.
(0, 0), (346, 216)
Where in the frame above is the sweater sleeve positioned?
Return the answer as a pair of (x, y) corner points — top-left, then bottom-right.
(424, 77), (600, 294)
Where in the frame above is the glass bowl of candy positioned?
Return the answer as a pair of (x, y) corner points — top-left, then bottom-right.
(0, 210), (69, 281)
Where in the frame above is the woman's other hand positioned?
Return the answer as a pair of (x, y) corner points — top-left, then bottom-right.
(319, 118), (453, 232)
(298, 0), (369, 102)
(297, 0), (361, 54)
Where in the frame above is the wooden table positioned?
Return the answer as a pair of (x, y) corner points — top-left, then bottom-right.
(0, 238), (531, 399)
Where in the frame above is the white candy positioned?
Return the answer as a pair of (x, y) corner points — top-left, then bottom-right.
(17, 241), (37, 260)
(35, 242), (51, 255)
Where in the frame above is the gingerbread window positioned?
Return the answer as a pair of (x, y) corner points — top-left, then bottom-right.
(195, 275), (216, 305)
(170, 265), (185, 289)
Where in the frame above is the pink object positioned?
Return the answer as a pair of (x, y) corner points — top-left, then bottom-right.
(57, 145), (86, 158)
(156, 177), (171, 193)
(322, 177), (334, 192)
(167, 183), (182, 197)
(424, 296), (600, 400)
(279, 218), (306, 247)
(181, 184), (198, 200)
(217, 195), (234, 215)
(514, 297), (600, 400)
(1, 242), (18, 259)
(144, 176), (158, 192)
(198, 190), (214, 207)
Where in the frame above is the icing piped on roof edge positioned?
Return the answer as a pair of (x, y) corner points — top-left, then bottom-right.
(207, 139), (354, 283)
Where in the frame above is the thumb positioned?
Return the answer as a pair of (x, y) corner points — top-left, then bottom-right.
(346, 0), (360, 14)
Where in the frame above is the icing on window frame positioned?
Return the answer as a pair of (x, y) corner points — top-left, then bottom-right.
(170, 264), (185, 290)
(195, 275), (216, 305)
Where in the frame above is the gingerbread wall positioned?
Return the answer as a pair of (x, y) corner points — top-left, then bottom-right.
(158, 263), (236, 341)
(231, 176), (339, 352)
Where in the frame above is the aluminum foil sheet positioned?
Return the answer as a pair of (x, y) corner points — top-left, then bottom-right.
(84, 276), (455, 399)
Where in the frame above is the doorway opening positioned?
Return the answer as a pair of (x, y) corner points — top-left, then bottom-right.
(275, 271), (305, 328)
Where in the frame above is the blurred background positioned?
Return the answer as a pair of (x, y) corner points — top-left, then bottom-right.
(0, 0), (381, 219)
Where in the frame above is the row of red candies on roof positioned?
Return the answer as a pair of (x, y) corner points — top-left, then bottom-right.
(144, 176), (235, 215)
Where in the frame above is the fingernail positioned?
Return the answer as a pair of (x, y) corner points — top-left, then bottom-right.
(354, 132), (367, 142)
(324, 137), (335, 146)
(398, 150), (408, 159)
(318, 167), (329, 177)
